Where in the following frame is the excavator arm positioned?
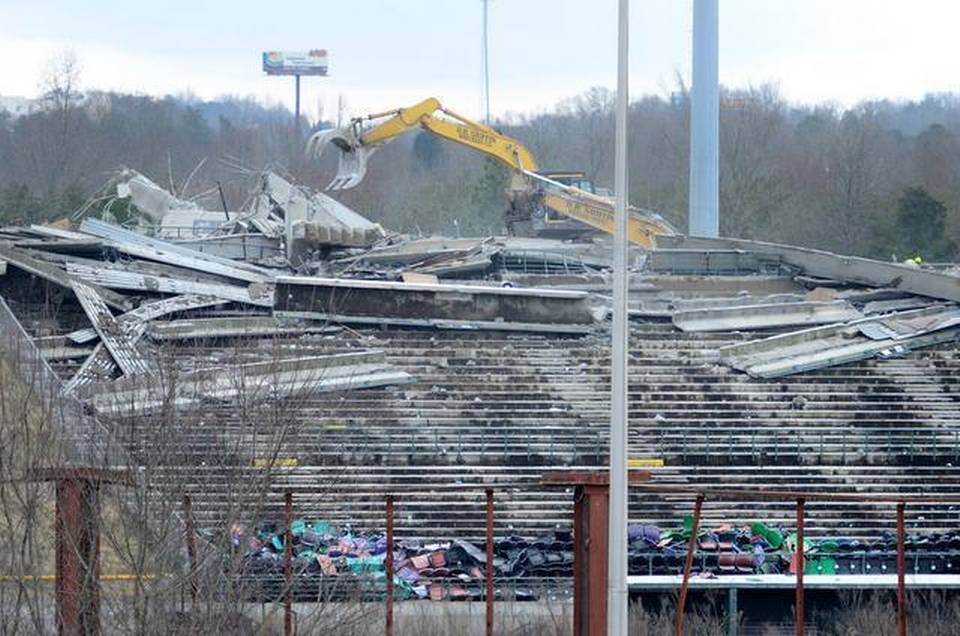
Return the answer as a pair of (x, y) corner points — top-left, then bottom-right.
(306, 97), (677, 247)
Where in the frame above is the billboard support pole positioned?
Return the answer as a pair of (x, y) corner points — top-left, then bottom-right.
(294, 74), (301, 133)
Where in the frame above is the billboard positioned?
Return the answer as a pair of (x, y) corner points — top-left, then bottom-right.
(262, 50), (328, 76)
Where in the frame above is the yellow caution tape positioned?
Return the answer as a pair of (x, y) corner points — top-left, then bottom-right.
(253, 457), (298, 468)
(628, 458), (665, 468)
(0, 574), (162, 583)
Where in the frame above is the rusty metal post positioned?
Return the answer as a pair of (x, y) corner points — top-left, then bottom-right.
(284, 492), (294, 636)
(29, 468), (131, 636)
(572, 484), (610, 636)
(897, 502), (906, 636)
(675, 493), (705, 636)
(182, 494), (199, 604)
(796, 497), (805, 636)
(385, 495), (394, 636)
(55, 476), (101, 636)
(540, 471), (650, 636)
(485, 488), (494, 636)
(572, 486), (584, 635)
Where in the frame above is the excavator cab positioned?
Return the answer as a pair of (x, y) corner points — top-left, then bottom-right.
(527, 171), (603, 239)
(542, 171), (595, 193)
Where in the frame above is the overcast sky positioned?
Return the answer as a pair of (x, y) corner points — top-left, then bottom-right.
(2, 1), (958, 121)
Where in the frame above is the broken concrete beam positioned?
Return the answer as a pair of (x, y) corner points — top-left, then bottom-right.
(114, 169), (204, 224)
(173, 233), (284, 262)
(66, 262), (274, 307)
(669, 236), (960, 304)
(646, 248), (761, 275)
(263, 172), (384, 265)
(0, 243), (132, 311)
(40, 345), (97, 361)
(79, 218), (273, 284)
(273, 276), (600, 329)
(672, 300), (862, 332)
(146, 316), (339, 341)
(720, 305), (960, 378)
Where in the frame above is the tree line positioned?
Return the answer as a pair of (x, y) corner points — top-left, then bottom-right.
(1, 62), (958, 260)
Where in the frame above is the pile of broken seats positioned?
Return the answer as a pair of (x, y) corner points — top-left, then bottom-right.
(629, 516), (960, 576)
(232, 520), (574, 602)
(230, 517), (960, 601)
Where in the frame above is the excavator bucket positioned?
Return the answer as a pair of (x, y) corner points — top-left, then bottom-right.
(305, 127), (377, 190)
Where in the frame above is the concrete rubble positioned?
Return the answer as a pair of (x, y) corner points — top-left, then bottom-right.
(1, 169), (960, 413)
(5, 171), (960, 604)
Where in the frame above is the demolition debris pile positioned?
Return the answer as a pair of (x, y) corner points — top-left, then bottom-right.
(3, 169), (960, 598)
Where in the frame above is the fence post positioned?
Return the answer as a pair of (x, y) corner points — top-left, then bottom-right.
(726, 587), (738, 636)
(31, 467), (132, 636)
(485, 488), (495, 636)
(897, 502), (906, 636)
(284, 492), (294, 636)
(386, 495), (394, 636)
(796, 497), (805, 636)
(676, 493), (705, 636)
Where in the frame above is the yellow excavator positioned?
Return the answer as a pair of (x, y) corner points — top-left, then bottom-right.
(306, 97), (677, 248)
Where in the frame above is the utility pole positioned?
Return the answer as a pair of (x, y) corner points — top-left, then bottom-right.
(481, 0), (491, 123)
(688, 0), (720, 237)
(608, 0), (630, 633)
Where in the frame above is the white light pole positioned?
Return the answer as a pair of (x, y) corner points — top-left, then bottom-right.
(481, 0), (491, 123)
(689, 0), (719, 237)
(608, 0), (630, 633)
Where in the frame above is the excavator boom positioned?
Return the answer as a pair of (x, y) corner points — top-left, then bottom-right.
(306, 97), (677, 247)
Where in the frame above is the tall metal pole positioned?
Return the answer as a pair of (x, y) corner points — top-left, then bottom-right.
(294, 74), (301, 133)
(688, 0), (719, 237)
(607, 0), (630, 633)
(481, 0), (491, 123)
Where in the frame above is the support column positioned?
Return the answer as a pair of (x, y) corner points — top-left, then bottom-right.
(541, 470), (650, 636)
(32, 467), (132, 636)
(726, 587), (738, 636)
(576, 484), (609, 636)
(56, 477), (100, 636)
